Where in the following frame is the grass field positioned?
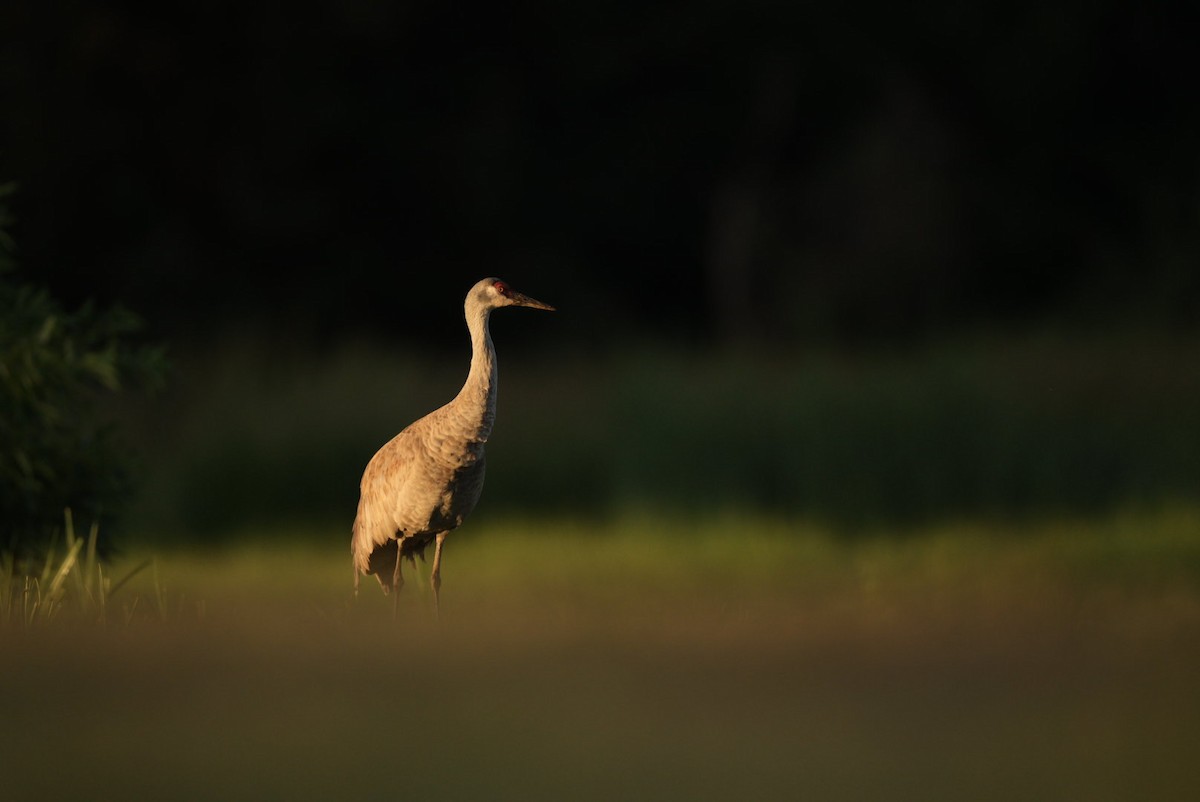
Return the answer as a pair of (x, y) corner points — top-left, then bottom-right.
(4, 509), (1200, 801)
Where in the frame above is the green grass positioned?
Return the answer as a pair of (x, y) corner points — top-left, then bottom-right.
(4, 508), (1200, 800)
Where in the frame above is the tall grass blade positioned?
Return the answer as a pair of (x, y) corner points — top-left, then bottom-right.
(109, 558), (153, 597)
(47, 536), (83, 601)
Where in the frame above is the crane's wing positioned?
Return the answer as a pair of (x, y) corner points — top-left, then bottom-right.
(351, 428), (420, 578)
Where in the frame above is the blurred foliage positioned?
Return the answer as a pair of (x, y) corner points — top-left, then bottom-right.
(124, 333), (1200, 542)
(0, 183), (167, 567)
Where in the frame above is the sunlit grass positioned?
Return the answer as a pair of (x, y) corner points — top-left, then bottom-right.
(12, 505), (1200, 635)
(55, 503), (1197, 636)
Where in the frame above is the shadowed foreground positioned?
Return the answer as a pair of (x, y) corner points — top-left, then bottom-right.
(4, 515), (1200, 801)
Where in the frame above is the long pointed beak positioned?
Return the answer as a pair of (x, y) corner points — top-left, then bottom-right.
(511, 291), (555, 311)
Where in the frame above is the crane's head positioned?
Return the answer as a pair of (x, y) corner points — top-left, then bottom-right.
(470, 277), (555, 313)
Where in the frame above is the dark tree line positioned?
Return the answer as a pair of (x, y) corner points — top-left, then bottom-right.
(2, 1), (1197, 351)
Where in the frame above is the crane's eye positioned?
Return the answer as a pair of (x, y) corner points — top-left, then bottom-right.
(493, 281), (509, 295)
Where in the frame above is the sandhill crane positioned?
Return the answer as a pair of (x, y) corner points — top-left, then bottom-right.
(351, 277), (554, 611)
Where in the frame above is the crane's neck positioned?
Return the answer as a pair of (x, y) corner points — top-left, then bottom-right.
(450, 304), (498, 441)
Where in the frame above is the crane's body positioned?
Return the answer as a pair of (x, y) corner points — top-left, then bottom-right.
(351, 278), (553, 606)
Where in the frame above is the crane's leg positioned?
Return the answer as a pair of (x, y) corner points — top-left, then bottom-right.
(392, 541), (405, 616)
(430, 531), (448, 618)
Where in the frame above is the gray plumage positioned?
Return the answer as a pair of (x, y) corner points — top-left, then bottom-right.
(351, 278), (553, 605)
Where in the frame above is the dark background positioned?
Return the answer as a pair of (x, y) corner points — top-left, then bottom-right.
(3, 1), (1199, 539)
(3, 1), (1197, 353)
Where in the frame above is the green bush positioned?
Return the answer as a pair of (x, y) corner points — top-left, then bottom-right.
(0, 182), (166, 567)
